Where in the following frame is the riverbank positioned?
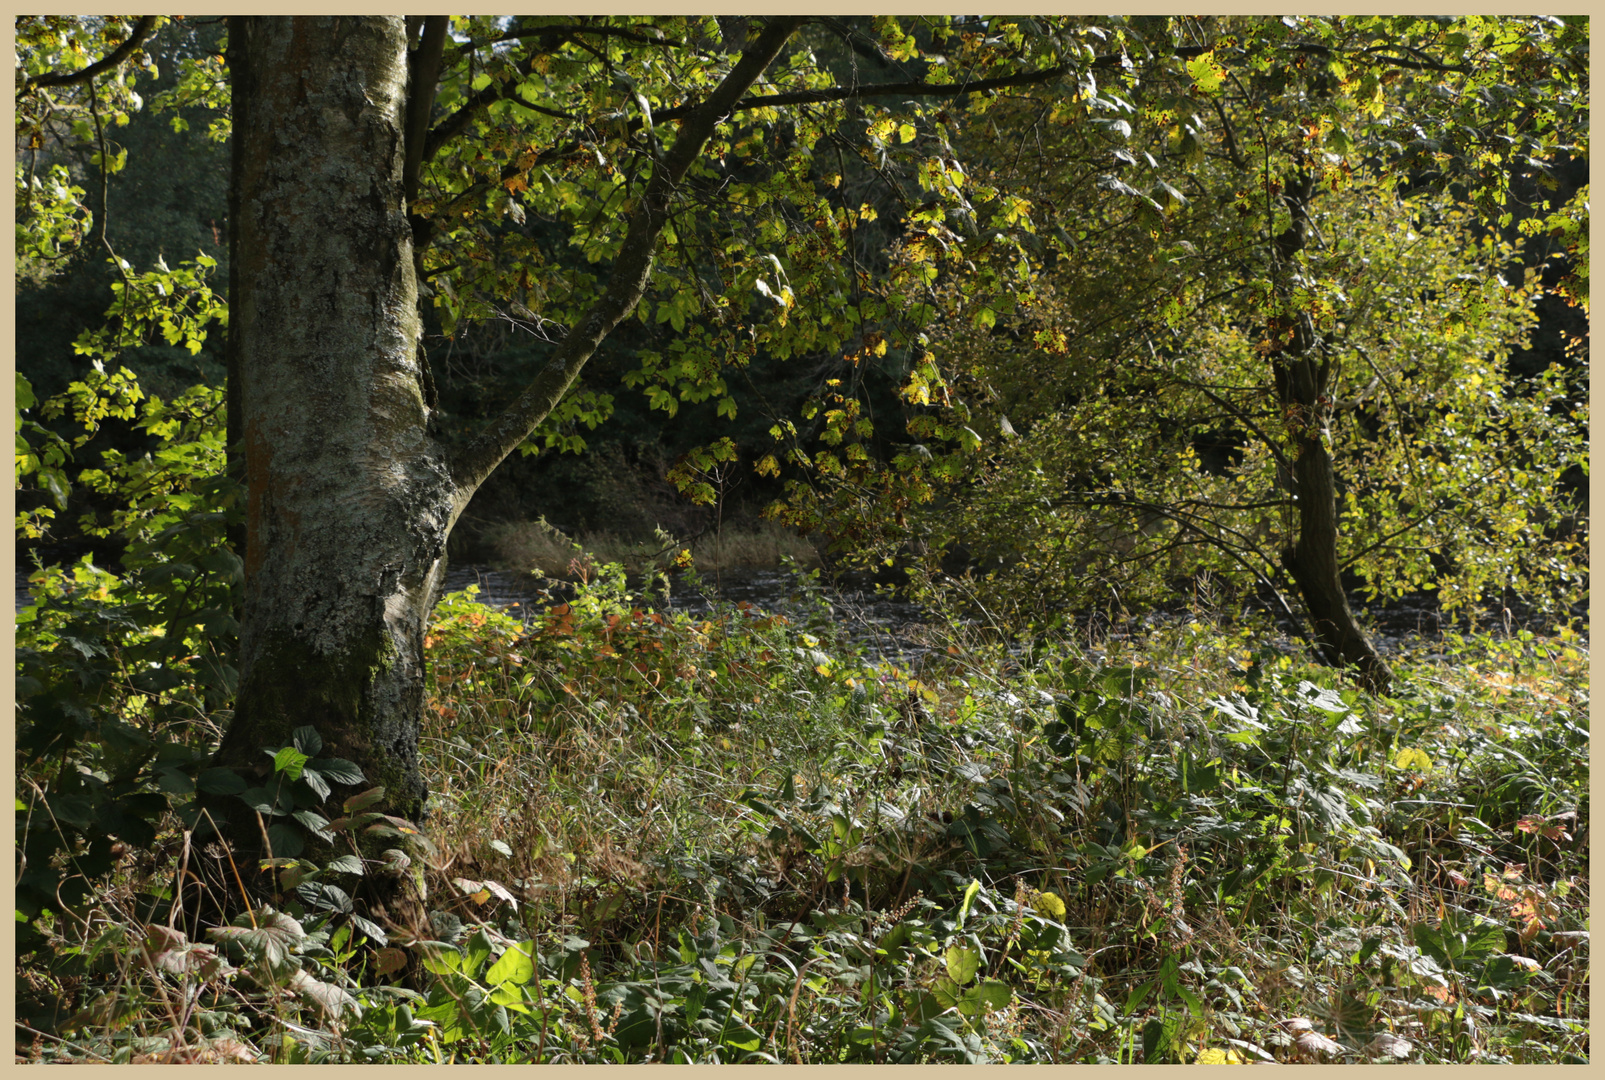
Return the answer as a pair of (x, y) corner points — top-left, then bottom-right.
(481, 517), (824, 577)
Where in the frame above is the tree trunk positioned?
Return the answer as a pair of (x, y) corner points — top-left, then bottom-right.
(206, 19), (452, 930)
(209, 16), (802, 918)
(1271, 172), (1394, 694)
(1282, 417), (1393, 692)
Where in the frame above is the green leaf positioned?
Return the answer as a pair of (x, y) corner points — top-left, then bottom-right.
(312, 757), (364, 786)
(349, 914), (388, 946)
(291, 725), (323, 756)
(421, 948), (463, 977)
(288, 967), (362, 1020)
(299, 768), (331, 801)
(156, 768), (195, 795)
(486, 941), (537, 986)
(270, 746), (310, 780)
(236, 787), (281, 814)
(462, 927), (495, 979)
(952, 978), (1011, 1018)
(195, 767), (245, 792)
(266, 822), (304, 858)
(958, 879), (982, 925)
(1185, 52), (1226, 94)
(209, 908), (306, 970)
(1393, 747), (1432, 772)
(945, 943), (981, 985)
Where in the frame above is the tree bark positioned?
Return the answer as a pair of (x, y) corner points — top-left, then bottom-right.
(211, 16), (802, 914)
(213, 18), (450, 894)
(1271, 172), (1394, 694)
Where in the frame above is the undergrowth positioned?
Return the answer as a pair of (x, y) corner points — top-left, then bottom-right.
(16, 564), (1588, 1063)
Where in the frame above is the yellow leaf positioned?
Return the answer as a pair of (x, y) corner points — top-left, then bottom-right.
(1392, 747), (1432, 771)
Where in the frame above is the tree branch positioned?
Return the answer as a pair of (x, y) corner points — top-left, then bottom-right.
(20, 16), (160, 95)
(448, 21), (684, 64)
(448, 15), (805, 499)
(1354, 45), (1471, 74)
(423, 51), (547, 163)
(403, 17), (449, 208)
(654, 61), (1077, 125)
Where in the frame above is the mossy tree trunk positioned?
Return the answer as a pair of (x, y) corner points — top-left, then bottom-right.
(209, 16), (802, 918)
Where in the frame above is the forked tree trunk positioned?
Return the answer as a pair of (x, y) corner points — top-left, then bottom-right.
(209, 16), (801, 919)
(1270, 172), (1394, 694)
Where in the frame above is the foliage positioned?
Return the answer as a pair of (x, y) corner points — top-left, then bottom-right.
(15, 163), (94, 286)
(15, 17), (162, 286)
(20, 566), (1586, 1062)
(13, 13), (1588, 1065)
(764, 14), (1587, 642)
(904, 171), (1581, 625)
(15, 257), (235, 964)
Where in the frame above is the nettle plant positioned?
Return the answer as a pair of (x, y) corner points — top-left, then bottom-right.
(210, 725), (430, 946)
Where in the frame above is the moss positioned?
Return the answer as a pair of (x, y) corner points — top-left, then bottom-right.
(220, 623), (427, 819)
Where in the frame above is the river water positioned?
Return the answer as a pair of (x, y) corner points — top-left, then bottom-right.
(16, 563), (1584, 665)
(441, 563), (934, 661)
(437, 563), (1582, 665)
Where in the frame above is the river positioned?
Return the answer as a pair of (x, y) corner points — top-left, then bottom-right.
(15, 563), (1583, 666)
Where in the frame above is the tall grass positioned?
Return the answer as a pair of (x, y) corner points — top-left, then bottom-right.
(16, 566), (1588, 1063)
